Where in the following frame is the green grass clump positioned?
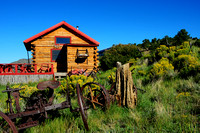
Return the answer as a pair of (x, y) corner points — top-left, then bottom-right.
(134, 78), (199, 132)
(0, 68), (199, 132)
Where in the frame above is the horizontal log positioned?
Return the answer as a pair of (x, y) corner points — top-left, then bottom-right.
(34, 59), (51, 62)
(35, 47), (52, 49)
(67, 51), (94, 54)
(36, 53), (51, 56)
(67, 56), (93, 59)
(68, 63), (94, 67)
(35, 43), (54, 46)
(68, 47), (93, 50)
(67, 66), (94, 69)
(67, 47), (93, 50)
(67, 49), (94, 52)
(30, 27), (93, 45)
(67, 61), (95, 64)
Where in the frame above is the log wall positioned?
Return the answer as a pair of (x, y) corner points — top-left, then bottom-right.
(30, 27), (99, 72)
(67, 46), (98, 72)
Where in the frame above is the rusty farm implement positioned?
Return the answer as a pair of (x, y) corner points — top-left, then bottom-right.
(0, 80), (110, 132)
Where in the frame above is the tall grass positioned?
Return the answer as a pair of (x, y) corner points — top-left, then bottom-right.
(0, 73), (199, 132)
(134, 78), (199, 132)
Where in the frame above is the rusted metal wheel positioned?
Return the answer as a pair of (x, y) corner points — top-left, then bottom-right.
(81, 82), (110, 109)
(108, 82), (116, 95)
(0, 111), (18, 133)
(76, 83), (89, 131)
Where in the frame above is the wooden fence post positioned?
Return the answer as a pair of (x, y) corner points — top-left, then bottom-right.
(115, 62), (137, 108)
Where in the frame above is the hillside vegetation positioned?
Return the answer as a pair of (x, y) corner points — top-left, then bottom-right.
(11, 59), (32, 64)
(0, 29), (199, 132)
(97, 29), (200, 132)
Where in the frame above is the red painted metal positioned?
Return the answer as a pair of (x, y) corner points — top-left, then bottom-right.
(23, 21), (99, 46)
(0, 63), (54, 75)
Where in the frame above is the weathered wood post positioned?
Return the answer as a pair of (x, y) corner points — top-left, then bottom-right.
(115, 62), (137, 108)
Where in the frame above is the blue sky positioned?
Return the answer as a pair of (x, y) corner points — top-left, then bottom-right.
(0, 0), (200, 63)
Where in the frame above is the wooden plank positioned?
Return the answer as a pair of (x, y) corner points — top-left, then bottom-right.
(68, 63), (94, 66)
(67, 50), (94, 53)
(67, 47), (93, 50)
(31, 27), (90, 45)
(34, 59), (51, 62)
(67, 66), (94, 69)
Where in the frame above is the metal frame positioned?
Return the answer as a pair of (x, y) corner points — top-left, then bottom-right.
(0, 80), (89, 132)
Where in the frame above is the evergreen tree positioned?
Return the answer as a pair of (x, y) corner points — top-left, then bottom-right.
(174, 29), (190, 45)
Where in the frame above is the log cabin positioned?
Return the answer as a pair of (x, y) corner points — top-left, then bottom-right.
(23, 21), (99, 73)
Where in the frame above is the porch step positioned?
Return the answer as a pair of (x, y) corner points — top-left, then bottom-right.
(54, 72), (67, 81)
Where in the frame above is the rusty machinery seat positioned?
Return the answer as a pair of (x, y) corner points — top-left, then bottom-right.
(37, 80), (61, 90)
(25, 81), (61, 110)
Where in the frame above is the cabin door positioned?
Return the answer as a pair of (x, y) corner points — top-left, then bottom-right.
(56, 45), (67, 72)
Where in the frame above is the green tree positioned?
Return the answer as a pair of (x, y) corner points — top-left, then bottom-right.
(174, 29), (190, 46)
(141, 39), (151, 50)
(149, 38), (160, 50)
(100, 44), (142, 70)
(194, 39), (200, 47)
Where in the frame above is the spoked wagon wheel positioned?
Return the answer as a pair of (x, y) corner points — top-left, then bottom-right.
(0, 111), (18, 133)
(76, 84), (89, 131)
(81, 82), (110, 109)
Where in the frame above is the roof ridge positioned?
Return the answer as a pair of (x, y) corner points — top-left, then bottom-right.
(23, 21), (99, 45)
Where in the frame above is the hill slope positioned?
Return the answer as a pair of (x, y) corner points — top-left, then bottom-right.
(11, 59), (32, 64)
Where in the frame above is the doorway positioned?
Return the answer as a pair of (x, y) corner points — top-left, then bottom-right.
(55, 45), (67, 72)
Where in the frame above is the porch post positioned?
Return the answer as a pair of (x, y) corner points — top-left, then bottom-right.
(27, 51), (30, 64)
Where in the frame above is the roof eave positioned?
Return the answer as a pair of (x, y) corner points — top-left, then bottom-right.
(23, 21), (100, 46)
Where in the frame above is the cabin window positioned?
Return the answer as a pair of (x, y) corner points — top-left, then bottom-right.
(51, 49), (61, 62)
(55, 36), (70, 45)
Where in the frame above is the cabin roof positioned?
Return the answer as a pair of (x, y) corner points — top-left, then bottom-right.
(23, 21), (99, 51)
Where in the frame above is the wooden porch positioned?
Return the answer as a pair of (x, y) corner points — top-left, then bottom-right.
(0, 63), (54, 85)
(0, 63), (54, 75)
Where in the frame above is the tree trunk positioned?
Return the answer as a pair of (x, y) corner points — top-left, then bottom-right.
(115, 62), (137, 108)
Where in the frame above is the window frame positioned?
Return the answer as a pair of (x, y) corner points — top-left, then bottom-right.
(55, 36), (71, 45)
(51, 48), (61, 62)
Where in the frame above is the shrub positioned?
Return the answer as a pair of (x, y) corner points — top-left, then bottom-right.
(66, 75), (94, 96)
(150, 58), (175, 79)
(11, 84), (38, 98)
(167, 46), (176, 62)
(175, 42), (190, 56)
(100, 44), (142, 70)
(193, 39), (200, 47)
(155, 45), (169, 61)
(173, 54), (200, 77)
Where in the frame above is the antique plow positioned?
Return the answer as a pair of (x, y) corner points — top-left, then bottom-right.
(0, 80), (110, 132)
